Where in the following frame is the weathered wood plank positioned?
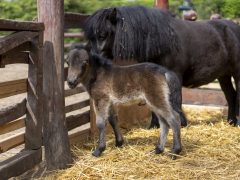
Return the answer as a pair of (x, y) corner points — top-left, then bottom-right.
(39, 0), (73, 170)
(0, 98), (26, 125)
(69, 128), (90, 145)
(0, 51), (29, 66)
(25, 34), (43, 150)
(0, 149), (42, 179)
(65, 99), (90, 113)
(0, 42), (30, 67)
(65, 86), (86, 97)
(0, 79), (27, 99)
(0, 31), (39, 54)
(66, 110), (90, 131)
(0, 118), (25, 135)
(0, 19), (44, 31)
(0, 131), (25, 153)
(64, 13), (90, 29)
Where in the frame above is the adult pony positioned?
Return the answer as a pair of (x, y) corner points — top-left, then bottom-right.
(84, 5), (240, 126)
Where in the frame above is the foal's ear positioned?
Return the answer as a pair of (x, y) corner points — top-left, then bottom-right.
(107, 8), (117, 24)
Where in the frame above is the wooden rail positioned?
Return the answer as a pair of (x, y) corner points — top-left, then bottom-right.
(0, 31), (39, 55)
(0, 99), (26, 125)
(0, 19), (44, 31)
(0, 118), (25, 135)
(0, 79), (27, 99)
(64, 12), (90, 29)
(0, 149), (42, 179)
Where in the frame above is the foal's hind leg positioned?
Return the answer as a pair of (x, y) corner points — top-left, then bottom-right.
(218, 76), (237, 125)
(108, 106), (124, 147)
(168, 111), (182, 156)
(154, 115), (169, 154)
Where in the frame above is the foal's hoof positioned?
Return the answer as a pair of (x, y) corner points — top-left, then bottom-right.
(155, 147), (164, 154)
(92, 149), (102, 157)
(116, 139), (124, 147)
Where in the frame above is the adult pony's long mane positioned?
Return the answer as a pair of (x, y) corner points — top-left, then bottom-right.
(85, 5), (179, 62)
(90, 53), (112, 69)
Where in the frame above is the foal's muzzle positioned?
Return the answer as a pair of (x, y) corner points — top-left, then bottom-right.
(67, 79), (77, 89)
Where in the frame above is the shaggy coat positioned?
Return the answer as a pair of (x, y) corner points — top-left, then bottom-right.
(84, 5), (240, 126)
(67, 49), (182, 158)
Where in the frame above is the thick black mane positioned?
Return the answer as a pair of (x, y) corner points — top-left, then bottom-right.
(84, 5), (179, 62)
(90, 53), (112, 69)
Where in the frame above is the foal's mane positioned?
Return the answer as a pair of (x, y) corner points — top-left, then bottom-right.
(85, 5), (180, 62)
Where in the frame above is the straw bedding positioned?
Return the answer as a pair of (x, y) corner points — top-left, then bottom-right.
(45, 106), (240, 179)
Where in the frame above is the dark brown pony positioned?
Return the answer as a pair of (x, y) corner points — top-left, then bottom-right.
(67, 49), (182, 158)
(84, 5), (240, 126)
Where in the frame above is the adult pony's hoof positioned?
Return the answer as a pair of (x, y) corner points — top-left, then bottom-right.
(228, 118), (237, 126)
(236, 119), (240, 127)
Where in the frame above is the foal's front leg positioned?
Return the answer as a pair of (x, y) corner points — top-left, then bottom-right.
(92, 99), (110, 157)
(108, 106), (124, 147)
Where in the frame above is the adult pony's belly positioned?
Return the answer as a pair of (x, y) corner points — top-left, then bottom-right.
(182, 65), (228, 88)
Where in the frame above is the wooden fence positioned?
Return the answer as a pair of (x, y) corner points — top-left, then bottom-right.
(0, 11), (228, 179)
(0, 19), (44, 179)
(0, 13), (90, 179)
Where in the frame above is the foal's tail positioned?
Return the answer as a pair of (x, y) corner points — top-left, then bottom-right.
(165, 71), (188, 127)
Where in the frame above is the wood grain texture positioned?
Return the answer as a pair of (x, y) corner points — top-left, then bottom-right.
(66, 110), (90, 131)
(0, 149), (42, 179)
(0, 98), (26, 125)
(0, 31), (38, 54)
(0, 131), (24, 153)
(38, 0), (73, 170)
(0, 118), (25, 135)
(0, 79), (27, 99)
(25, 33), (43, 150)
(0, 19), (44, 31)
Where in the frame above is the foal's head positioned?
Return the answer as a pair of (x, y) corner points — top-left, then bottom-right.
(67, 49), (89, 89)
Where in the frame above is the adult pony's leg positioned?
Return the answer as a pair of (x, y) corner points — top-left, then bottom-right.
(108, 106), (124, 147)
(233, 76), (240, 126)
(218, 76), (237, 125)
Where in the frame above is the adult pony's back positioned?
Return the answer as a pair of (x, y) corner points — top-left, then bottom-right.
(84, 5), (240, 126)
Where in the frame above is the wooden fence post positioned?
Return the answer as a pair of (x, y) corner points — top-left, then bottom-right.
(25, 32), (43, 150)
(37, 0), (73, 170)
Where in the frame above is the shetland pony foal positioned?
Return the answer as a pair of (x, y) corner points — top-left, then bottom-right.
(67, 49), (182, 158)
